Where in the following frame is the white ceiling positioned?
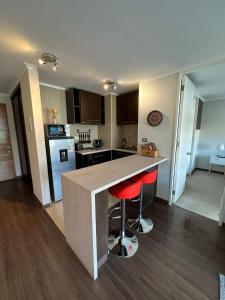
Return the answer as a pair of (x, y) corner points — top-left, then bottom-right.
(1, 0), (225, 95)
(189, 63), (225, 101)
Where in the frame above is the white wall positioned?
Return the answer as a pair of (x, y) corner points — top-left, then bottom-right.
(190, 130), (200, 173)
(40, 84), (99, 146)
(99, 95), (112, 147)
(111, 94), (124, 148)
(0, 94), (21, 176)
(196, 99), (225, 172)
(138, 73), (180, 201)
(99, 94), (123, 149)
(188, 92), (201, 174)
(20, 64), (51, 206)
(40, 85), (67, 124)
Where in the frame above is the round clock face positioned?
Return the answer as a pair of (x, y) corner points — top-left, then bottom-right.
(147, 110), (163, 127)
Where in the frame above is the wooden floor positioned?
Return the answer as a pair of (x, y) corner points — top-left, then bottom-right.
(0, 179), (224, 299)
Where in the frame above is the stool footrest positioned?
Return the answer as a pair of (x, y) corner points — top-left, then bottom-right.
(130, 197), (140, 203)
(108, 206), (121, 220)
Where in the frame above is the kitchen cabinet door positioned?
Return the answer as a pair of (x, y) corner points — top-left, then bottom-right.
(66, 88), (104, 124)
(80, 91), (101, 124)
(112, 150), (135, 160)
(117, 90), (138, 125)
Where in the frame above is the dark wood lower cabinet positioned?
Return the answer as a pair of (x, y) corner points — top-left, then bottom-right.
(141, 166), (157, 210)
(76, 150), (135, 169)
(111, 150), (135, 160)
(76, 150), (111, 169)
(109, 166), (157, 213)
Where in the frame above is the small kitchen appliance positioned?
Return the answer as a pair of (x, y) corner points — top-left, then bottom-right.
(93, 139), (103, 148)
(45, 124), (70, 137)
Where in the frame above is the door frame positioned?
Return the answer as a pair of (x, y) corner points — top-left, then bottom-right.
(170, 74), (196, 205)
(11, 85), (32, 183)
(169, 73), (183, 205)
(0, 93), (21, 178)
(170, 75), (224, 225)
(0, 102), (16, 181)
(188, 97), (199, 175)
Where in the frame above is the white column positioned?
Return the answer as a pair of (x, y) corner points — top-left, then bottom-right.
(20, 63), (51, 206)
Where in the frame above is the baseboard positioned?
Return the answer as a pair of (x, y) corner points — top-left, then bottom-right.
(191, 168), (197, 175)
(155, 197), (168, 205)
(98, 254), (108, 269)
(43, 203), (51, 209)
(194, 167), (224, 175)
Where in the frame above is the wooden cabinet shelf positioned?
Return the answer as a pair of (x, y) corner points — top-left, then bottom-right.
(66, 88), (105, 125)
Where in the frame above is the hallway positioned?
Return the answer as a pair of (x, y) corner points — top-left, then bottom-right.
(0, 179), (225, 299)
(175, 170), (224, 221)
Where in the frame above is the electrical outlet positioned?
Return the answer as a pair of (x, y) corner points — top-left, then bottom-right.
(142, 138), (148, 142)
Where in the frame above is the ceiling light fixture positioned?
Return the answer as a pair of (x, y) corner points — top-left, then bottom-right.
(103, 80), (117, 91)
(38, 53), (58, 71)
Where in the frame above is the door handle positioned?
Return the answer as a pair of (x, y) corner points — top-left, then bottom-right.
(187, 152), (191, 155)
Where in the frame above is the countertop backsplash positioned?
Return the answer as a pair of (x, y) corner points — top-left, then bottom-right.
(69, 124), (99, 147)
(123, 124), (138, 148)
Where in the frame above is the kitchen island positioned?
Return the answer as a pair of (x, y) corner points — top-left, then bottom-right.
(62, 154), (167, 279)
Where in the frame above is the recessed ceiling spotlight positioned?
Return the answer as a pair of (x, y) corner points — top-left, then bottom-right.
(103, 80), (117, 91)
(38, 53), (58, 71)
(103, 83), (109, 90)
(52, 63), (58, 71)
(38, 58), (44, 65)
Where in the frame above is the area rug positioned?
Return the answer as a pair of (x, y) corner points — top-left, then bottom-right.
(220, 273), (225, 300)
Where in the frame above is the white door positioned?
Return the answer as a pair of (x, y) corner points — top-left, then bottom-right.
(173, 76), (196, 203)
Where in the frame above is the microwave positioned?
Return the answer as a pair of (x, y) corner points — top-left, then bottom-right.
(45, 124), (70, 137)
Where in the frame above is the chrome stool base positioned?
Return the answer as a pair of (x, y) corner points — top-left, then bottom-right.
(108, 230), (138, 258)
(127, 217), (153, 234)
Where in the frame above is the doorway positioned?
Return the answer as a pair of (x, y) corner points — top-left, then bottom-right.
(172, 66), (225, 223)
(11, 86), (32, 184)
(0, 103), (16, 181)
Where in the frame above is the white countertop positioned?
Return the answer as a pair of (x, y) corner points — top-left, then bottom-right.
(76, 147), (137, 155)
(114, 148), (137, 154)
(63, 154), (167, 193)
(76, 148), (111, 155)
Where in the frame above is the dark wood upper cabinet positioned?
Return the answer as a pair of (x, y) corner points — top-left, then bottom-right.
(80, 90), (101, 123)
(66, 88), (104, 124)
(117, 90), (138, 125)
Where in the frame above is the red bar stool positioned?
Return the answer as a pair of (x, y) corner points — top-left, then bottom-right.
(108, 179), (142, 257)
(128, 170), (158, 233)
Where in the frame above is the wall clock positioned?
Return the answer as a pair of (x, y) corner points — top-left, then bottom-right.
(147, 110), (163, 127)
